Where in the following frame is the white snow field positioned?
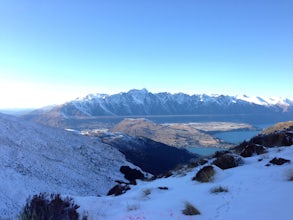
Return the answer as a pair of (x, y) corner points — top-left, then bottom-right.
(75, 146), (293, 220)
(1, 112), (293, 219)
(0, 113), (132, 218)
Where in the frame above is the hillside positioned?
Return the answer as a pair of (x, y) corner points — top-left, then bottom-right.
(110, 118), (232, 148)
(73, 125), (293, 219)
(83, 129), (198, 175)
(0, 113), (133, 218)
(22, 89), (293, 129)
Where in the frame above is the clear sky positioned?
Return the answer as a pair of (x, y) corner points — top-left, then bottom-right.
(0, 0), (292, 108)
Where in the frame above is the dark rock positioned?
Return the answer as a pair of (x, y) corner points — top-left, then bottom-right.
(213, 154), (240, 169)
(120, 166), (145, 184)
(192, 165), (215, 183)
(213, 150), (231, 158)
(107, 183), (130, 196)
(158, 186), (169, 190)
(269, 157), (291, 165)
(240, 144), (267, 157)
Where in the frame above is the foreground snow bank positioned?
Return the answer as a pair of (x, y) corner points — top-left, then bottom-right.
(75, 146), (293, 220)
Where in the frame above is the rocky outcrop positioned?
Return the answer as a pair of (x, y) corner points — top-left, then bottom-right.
(238, 143), (267, 157)
(233, 123), (293, 157)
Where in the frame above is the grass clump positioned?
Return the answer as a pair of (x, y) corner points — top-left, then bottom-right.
(182, 202), (200, 216)
(210, 186), (229, 194)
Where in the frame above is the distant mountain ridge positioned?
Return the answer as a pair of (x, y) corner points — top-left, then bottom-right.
(65, 89), (293, 116)
(23, 89), (293, 128)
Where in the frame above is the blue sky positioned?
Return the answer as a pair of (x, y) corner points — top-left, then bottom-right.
(0, 0), (292, 108)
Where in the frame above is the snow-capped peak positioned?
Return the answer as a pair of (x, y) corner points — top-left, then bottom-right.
(236, 95), (290, 106)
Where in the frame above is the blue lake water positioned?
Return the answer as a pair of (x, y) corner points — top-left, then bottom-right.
(213, 130), (260, 144)
(213, 123), (273, 144)
(187, 124), (273, 156)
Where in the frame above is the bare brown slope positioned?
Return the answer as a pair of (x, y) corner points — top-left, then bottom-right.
(110, 118), (229, 148)
(261, 121), (293, 135)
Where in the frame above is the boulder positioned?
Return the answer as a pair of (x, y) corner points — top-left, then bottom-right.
(213, 154), (241, 170)
(192, 165), (215, 183)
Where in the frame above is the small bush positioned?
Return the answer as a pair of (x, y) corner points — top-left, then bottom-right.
(210, 186), (229, 194)
(20, 193), (80, 220)
(182, 202), (200, 216)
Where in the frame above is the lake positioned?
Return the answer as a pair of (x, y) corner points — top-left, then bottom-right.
(213, 123), (273, 144)
(187, 123), (273, 156)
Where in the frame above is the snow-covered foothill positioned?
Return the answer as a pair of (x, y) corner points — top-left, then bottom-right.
(75, 145), (293, 220)
(0, 113), (133, 218)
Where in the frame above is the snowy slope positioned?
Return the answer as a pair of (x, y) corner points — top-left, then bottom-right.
(75, 146), (293, 220)
(0, 113), (132, 218)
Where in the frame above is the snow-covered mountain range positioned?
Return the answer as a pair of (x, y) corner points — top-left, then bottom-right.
(63, 89), (293, 116)
(22, 89), (293, 129)
(0, 113), (133, 218)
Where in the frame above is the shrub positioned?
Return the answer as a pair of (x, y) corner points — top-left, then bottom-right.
(20, 193), (80, 220)
(182, 202), (200, 216)
(210, 186), (229, 194)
